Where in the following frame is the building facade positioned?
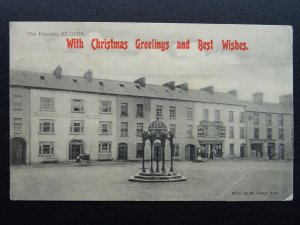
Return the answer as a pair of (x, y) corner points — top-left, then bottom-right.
(9, 67), (293, 164)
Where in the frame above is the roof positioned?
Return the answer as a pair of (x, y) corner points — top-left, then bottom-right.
(10, 69), (247, 106)
(243, 101), (293, 114)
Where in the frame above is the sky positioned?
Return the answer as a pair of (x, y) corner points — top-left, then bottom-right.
(10, 22), (293, 102)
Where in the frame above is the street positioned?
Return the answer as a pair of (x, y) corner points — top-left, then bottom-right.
(10, 159), (293, 201)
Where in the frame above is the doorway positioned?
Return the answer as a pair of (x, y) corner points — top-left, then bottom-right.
(118, 143), (128, 160)
(69, 140), (84, 160)
(268, 143), (275, 159)
(251, 143), (263, 157)
(10, 137), (26, 164)
(240, 144), (246, 158)
(185, 144), (195, 161)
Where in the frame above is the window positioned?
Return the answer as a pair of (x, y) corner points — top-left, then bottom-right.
(170, 106), (176, 119)
(253, 113), (259, 125)
(187, 108), (193, 119)
(12, 95), (22, 110)
(39, 142), (54, 155)
(203, 109), (209, 121)
(240, 112), (245, 122)
(136, 143), (143, 158)
(99, 121), (112, 134)
(156, 105), (163, 118)
(121, 103), (128, 116)
(254, 128), (259, 139)
(136, 104), (144, 117)
(229, 127), (234, 138)
(279, 128), (284, 140)
(99, 101), (112, 113)
(13, 118), (22, 132)
(278, 114), (283, 127)
(240, 127), (245, 139)
(174, 144), (180, 157)
(71, 99), (84, 112)
(99, 142), (111, 153)
(136, 123), (143, 137)
(266, 114), (272, 126)
(170, 124), (176, 136)
(70, 120), (84, 133)
(229, 111), (234, 122)
(267, 128), (272, 139)
(40, 97), (55, 111)
(39, 119), (55, 134)
(215, 110), (220, 121)
(121, 122), (128, 136)
(187, 125), (193, 137)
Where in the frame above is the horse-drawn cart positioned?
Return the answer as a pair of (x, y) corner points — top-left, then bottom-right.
(76, 153), (92, 165)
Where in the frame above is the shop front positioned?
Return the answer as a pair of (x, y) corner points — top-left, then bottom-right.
(249, 139), (276, 159)
(197, 121), (226, 159)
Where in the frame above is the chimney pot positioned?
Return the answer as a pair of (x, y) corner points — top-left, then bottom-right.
(200, 86), (214, 94)
(84, 69), (93, 82)
(134, 77), (146, 87)
(253, 92), (263, 105)
(53, 65), (62, 79)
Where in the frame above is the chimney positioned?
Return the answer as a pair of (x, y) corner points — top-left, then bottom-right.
(134, 77), (146, 87)
(253, 92), (263, 105)
(228, 90), (237, 97)
(83, 69), (93, 82)
(176, 83), (188, 91)
(163, 81), (175, 90)
(279, 94), (293, 108)
(200, 86), (214, 94)
(53, 65), (62, 79)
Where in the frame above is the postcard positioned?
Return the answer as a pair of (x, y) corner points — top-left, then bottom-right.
(9, 22), (293, 201)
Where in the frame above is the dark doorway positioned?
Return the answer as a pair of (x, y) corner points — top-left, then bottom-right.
(251, 143), (263, 157)
(118, 143), (128, 160)
(240, 144), (246, 158)
(10, 137), (26, 165)
(185, 144), (195, 161)
(268, 143), (275, 159)
(69, 140), (84, 160)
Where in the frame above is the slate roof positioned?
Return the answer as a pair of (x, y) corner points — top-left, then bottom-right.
(243, 101), (293, 114)
(10, 69), (293, 114)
